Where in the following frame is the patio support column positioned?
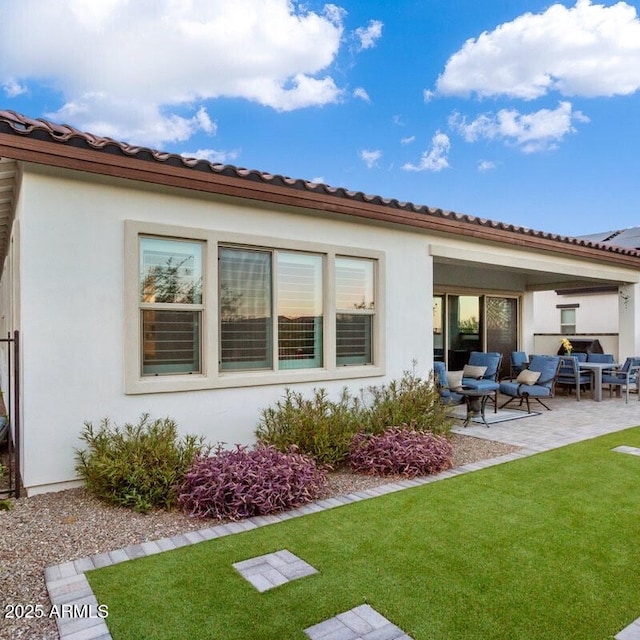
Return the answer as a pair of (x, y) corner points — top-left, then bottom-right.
(617, 283), (640, 360)
(521, 290), (536, 356)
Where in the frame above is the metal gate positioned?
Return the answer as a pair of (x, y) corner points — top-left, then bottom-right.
(0, 330), (20, 499)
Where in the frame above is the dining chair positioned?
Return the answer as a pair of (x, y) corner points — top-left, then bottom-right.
(601, 357), (640, 403)
(555, 355), (593, 400)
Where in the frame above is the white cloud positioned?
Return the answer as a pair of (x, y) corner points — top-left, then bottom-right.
(449, 101), (588, 152)
(402, 132), (451, 172)
(353, 87), (371, 102)
(181, 148), (240, 165)
(355, 19), (383, 50)
(400, 135), (416, 145)
(0, 0), (346, 146)
(478, 160), (497, 172)
(2, 78), (26, 97)
(360, 149), (382, 168)
(436, 0), (640, 99)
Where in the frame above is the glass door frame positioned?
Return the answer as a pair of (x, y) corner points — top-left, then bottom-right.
(433, 291), (521, 373)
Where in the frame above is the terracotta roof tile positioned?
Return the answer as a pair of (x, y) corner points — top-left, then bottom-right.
(0, 108), (639, 260)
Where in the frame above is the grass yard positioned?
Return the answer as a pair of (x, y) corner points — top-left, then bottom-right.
(87, 428), (640, 639)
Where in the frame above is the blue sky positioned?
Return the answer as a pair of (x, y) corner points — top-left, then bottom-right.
(1, 0), (640, 237)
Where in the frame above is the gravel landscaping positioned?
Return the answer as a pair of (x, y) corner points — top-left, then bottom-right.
(0, 434), (519, 640)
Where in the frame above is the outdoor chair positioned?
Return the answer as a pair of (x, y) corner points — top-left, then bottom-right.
(433, 361), (464, 406)
(461, 351), (502, 413)
(509, 351), (528, 378)
(555, 355), (592, 400)
(601, 356), (640, 403)
(586, 353), (615, 365)
(499, 354), (561, 413)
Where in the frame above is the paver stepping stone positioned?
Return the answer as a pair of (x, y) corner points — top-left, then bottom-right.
(233, 549), (318, 592)
(304, 604), (413, 640)
(612, 446), (640, 457)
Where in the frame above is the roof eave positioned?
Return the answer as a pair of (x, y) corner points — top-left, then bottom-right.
(1, 127), (639, 271)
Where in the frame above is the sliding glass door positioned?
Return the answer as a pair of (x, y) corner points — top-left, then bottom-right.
(433, 294), (518, 376)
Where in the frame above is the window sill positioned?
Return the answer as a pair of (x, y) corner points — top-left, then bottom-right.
(125, 365), (385, 394)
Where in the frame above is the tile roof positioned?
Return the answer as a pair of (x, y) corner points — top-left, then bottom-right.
(1, 108), (639, 265)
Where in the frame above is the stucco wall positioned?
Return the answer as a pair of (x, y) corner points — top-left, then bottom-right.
(10, 165), (640, 494)
(533, 290), (618, 334)
(15, 168), (443, 493)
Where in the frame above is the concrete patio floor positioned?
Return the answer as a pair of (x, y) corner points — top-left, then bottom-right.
(451, 391), (640, 452)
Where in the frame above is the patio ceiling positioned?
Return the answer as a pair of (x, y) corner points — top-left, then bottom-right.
(431, 243), (639, 293)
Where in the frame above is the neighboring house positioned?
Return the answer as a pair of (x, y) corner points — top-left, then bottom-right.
(533, 227), (640, 355)
(2, 110), (640, 495)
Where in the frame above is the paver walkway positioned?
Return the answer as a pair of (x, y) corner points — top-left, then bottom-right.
(44, 395), (640, 640)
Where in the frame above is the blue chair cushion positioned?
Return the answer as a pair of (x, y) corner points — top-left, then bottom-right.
(433, 361), (464, 404)
(587, 353), (614, 364)
(528, 355), (561, 389)
(499, 380), (554, 398)
(462, 378), (499, 392)
(468, 351), (501, 380)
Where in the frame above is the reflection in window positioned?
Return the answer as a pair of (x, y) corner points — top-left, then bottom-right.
(277, 252), (323, 369)
(219, 247), (272, 371)
(336, 257), (375, 365)
(139, 237), (203, 375)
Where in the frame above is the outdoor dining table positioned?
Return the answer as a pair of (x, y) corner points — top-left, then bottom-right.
(579, 362), (619, 402)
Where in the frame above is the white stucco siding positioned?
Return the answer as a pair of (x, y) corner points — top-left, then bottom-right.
(533, 290), (618, 334)
(16, 167), (435, 493)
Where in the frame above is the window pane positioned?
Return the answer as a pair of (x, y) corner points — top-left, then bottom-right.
(142, 310), (201, 375)
(140, 237), (202, 304)
(219, 247), (272, 371)
(336, 257), (374, 366)
(560, 308), (576, 334)
(336, 314), (372, 365)
(277, 252), (323, 369)
(335, 257), (374, 310)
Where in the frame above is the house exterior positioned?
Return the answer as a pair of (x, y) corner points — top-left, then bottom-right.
(2, 109), (640, 496)
(533, 228), (640, 355)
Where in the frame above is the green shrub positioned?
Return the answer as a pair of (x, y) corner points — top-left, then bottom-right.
(256, 364), (452, 466)
(256, 388), (364, 467)
(361, 366), (451, 435)
(75, 414), (207, 513)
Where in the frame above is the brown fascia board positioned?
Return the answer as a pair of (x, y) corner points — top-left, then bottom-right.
(1, 122), (640, 270)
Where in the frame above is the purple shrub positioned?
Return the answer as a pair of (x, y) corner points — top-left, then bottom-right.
(348, 427), (453, 477)
(177, 444), (327, 520)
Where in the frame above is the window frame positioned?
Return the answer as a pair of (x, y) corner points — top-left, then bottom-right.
(125, 221), (385, 394)
(560, 307), (576, 335)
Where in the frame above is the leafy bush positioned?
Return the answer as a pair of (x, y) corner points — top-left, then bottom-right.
(348, 427), (453, 477)
(177, 444), (327, 520)
(256, 388), (364, 467)
(360, 366), (451, 435)
(75, 414), (206, 513)
(257, 366), (452, 467)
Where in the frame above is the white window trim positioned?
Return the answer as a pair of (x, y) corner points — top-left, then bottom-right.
(124, 220), (385, 394)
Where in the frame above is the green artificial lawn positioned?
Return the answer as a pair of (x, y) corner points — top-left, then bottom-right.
(87, 428), (640, 640)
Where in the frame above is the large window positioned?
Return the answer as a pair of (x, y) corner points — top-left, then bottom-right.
(126, 222), (383, 393)
(139, 237), (203, 375)
(218, 248), (323, 372)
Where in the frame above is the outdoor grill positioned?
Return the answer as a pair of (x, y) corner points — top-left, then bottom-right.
(557, 338), (604, 355)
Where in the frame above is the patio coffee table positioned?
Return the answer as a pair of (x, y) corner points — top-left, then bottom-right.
(459, 388), (493, 428)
